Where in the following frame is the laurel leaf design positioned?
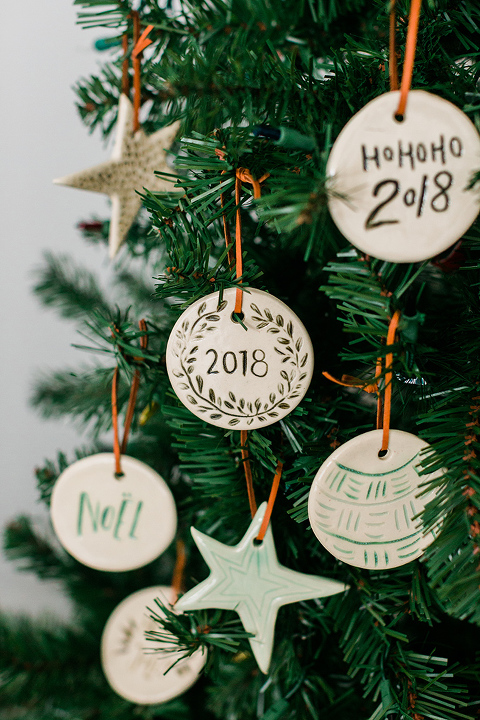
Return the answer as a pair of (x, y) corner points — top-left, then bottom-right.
(187, 395), (197, 405)
(229, 418), (240, 426)
(196, 375), (204, 392)
(276, 315), (284, 326)
(209, 389), (216, 403)
(198, 302), (206, 316)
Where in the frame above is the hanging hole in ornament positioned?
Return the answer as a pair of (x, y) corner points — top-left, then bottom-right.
(231, 311), (248, 330)
(394, 113), (404, 123)
(378, 449), (390, 459)
(253, 537), (263, 547)
(114, 471), (125, 479)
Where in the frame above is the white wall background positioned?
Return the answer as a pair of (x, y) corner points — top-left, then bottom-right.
(1, 2), (117, 616)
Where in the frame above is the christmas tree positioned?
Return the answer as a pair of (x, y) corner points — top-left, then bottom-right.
(3, 0), (480, 718)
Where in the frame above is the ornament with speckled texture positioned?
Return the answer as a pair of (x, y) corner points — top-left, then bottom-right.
(54, 94), (179, 258)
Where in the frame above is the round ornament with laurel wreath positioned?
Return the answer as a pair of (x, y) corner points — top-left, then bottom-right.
(166, 288), (314, 430)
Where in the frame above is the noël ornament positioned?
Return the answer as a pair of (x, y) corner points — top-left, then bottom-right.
(54, 94), (179, 258)
(50, 454), (177, 572)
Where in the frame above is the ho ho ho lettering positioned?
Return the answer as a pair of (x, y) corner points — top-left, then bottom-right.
(361, 135), (463, 172)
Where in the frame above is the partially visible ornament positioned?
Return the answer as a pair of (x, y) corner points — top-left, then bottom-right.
(327, 90), (480, 263)
(308, 429), (442, 570)
(101, 586), (206, 704)
(54, 94), (179, 258)
(50, 454), (176, 572)
(175, 502), (346, 673)
(166, 287), (314, 430)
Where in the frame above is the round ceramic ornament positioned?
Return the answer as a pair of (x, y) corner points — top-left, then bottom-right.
(308, 429), (442, 570)
(101, 586), (206, 704)
(166, 287), (314, 430)
(326, 90), (480, 263)
(50, 454), (176, 572)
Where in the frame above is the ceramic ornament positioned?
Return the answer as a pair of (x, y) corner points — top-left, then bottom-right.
(308, 429), (443, 570)
(50, 454), (177, 572)
(101, 586), (206, 704)
(175, 502), (346, 673)
(326, 90), (480, 263)
(54, 94), (179, 258)
(166, 287), (314, 430)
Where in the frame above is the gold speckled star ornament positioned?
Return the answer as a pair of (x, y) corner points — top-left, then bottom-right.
(175, 502), (347, 674)
(54, 94), (180, 258)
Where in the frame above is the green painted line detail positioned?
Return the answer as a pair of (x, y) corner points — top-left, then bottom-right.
(322, 531), (420, 545)
(336, 453), (419, 477)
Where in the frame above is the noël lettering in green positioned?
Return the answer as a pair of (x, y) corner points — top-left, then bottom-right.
(77, 492), (143, 539)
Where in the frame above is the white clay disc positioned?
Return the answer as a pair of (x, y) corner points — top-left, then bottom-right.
(101, 586), (206, 704)
(327, 90), (480, 263)
(166, 287), (314, 430)
(50, 454), (177, 572)
(308, 430), (442, 569)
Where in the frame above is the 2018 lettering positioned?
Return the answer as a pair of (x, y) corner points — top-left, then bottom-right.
(362, 136), (463, 172)
(206, 348), (268, 377)
(365, 171), (453, 229)
(77, 491), (143, 539)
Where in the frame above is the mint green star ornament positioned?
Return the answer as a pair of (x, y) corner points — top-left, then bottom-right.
(175, 502), (346, 673)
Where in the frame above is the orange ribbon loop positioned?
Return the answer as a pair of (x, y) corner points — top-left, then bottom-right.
(132, 24), (154, 58)
(240, 430), (258, 518)
(389, 0), (399, 91)
(240, 431), (283, 542)
(256, 461), (283, 542)
(171, 539), (187, 602)
(233, 168), (269, 314)
(323, 311), (401, 454)
(322, 371), (379, 395)
(380, 309), (401, 452)
(390, 0), (422, 118)
(112, 319), (148, 475)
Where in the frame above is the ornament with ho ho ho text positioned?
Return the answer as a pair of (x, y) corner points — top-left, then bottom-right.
(166, 287), (314, 430)
(308, 429), (443, 570)
(326, 90), (480, 263)
(101, 586), (206, 704)
(50, 454), (176, 572)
